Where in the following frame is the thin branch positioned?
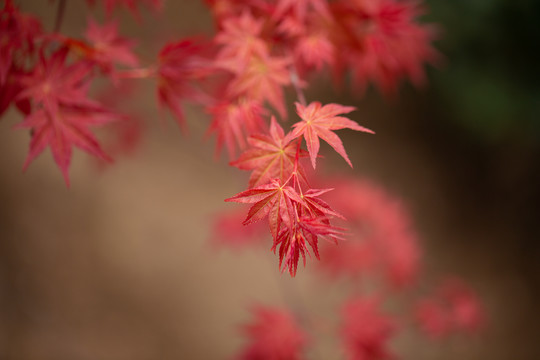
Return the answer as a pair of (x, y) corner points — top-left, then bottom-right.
(53, 0), (67, 33)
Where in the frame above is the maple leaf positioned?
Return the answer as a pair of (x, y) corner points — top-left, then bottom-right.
(225, 178), (301, 240)
(214, 10), (268, 71)
(300, 187), (344, 220)
(415, 278), (484, 338)
(227, 174), (345, 276)
(328, 0), (439, 94)
(157, 39), (213, 128)
(84, 18), (139, 71)
(227, 54), (291, 118)
(273, 186), (346, 276)
(440, 278), (485, 333)
(273, 226), (310, 276)
(15, 106), (119, 186)
(231, 181), (344, 276)
(291, 101), (373, 169)
(230, 117), (305, 188)
(340, 297), (395, 360)
(238, 305), (308, 360)
(273, 213), (345, 276)
(15, 46), (120, 185)
(415, 299), (451, 338)
(0, 0), (42, 85)
(294, 31), (334, 72)
(206, 97), (266, 159)
(0, 67), (30, 117)
(318, 177), (421, 287)
(18, 47), (96, 116)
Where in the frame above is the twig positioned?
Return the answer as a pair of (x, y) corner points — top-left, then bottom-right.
(53, 0), (67, 33)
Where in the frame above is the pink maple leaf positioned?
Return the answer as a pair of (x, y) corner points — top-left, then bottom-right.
(15, 106), (118, 186)
(206, 97), (266, 159)
(294, 31), (334, 72)
(415, 278), (485, 338)
(214, 10), (268, 71)
(237, 305), (308, 360)
(227, 54), (291, 118)
(340, 297), (395, 360)
(230, 117), (304, 188)
(317, 177), (421, 288)
(84, 18), (138, 71)
(441, 278), (485, 333)
(415, 298), (451, 338)
(291, 102), (373, 169)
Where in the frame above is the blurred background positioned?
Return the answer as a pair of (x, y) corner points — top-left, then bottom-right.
(1, 0), (539, 359)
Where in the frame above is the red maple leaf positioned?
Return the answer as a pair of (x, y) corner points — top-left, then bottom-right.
(238, 305), (308, 360)
(15, 106), (119, 186)
(273, 212), (345, 276)
(84, 18), (139, 71)
(225, 178), (301, 240)
(227, 174), (345, 275)
(328, 0), (439, 94)
(300, 187), (344, 220)
(274, 186), (345, 275)
(0, 0), (42, 85)
(157, 39), (213, 129)
(230, 117), (305, 188)
(15, 46), (120, 185)
(18, 47), (95, 116)
(0, 67), (31, 117)
(291, 101), (373, 169)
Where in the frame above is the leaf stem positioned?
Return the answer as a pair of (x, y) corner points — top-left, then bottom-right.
(53, 0), (67, 33)
(290, 67), (306, 106)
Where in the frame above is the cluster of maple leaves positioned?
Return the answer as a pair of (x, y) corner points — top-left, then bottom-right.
(238, 282), (483, 360)
(1, 1), (485, 358)
(215, 177), (484, 360)
(0, 0), (438, 275)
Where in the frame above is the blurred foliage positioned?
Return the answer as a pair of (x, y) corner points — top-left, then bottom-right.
(425, 0), (540, 143)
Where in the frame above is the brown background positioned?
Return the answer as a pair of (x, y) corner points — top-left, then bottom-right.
(1, 1), (539, 359)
